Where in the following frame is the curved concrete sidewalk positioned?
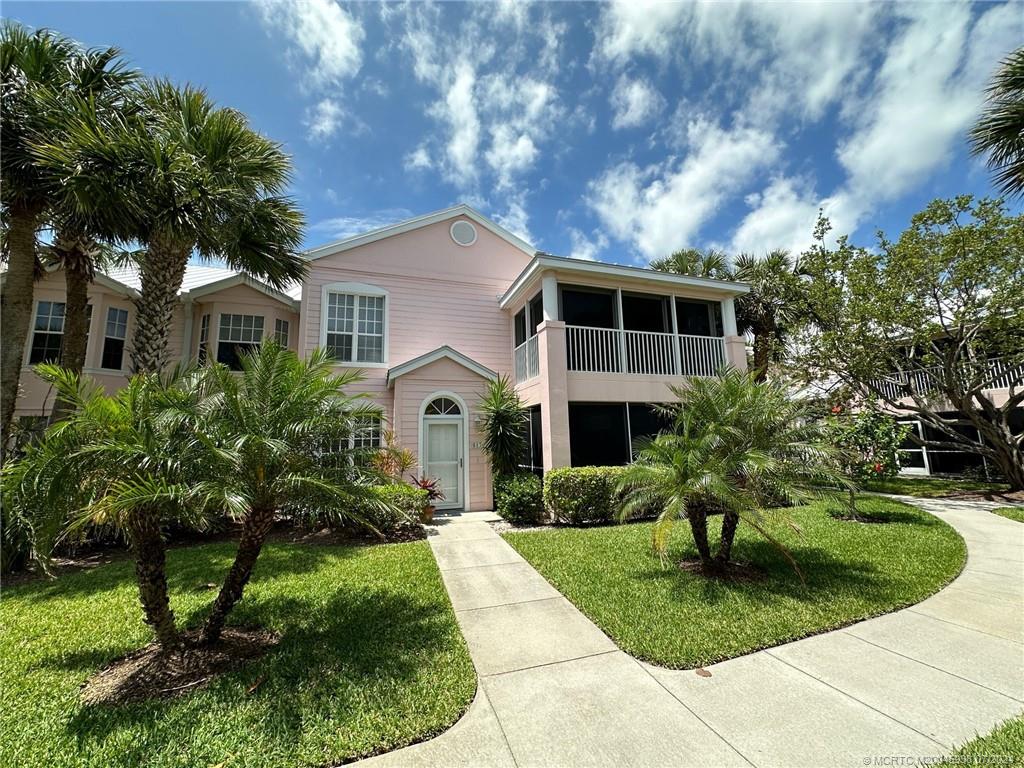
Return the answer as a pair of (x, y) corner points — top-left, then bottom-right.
(357, 499), (1024, 768)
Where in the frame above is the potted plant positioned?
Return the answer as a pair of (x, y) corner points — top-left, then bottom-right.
(410, 475), (445, 522)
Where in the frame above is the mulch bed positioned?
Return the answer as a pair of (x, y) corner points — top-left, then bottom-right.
(678, 558), (768, 582)
(81, 627), (280, 706)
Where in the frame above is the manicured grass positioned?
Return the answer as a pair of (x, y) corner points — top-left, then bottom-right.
(504, 496), (965, 668)
(993, 506), (1024, 524)
(864, 475), (1009, 498)
(0, 540), (475, 768)
(939, 715), (1024, 766)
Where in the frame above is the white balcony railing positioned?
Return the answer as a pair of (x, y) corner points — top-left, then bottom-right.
(566, 325), (726, 377)
(514, 335), (540, 383)
(871, 357), (1022, 401)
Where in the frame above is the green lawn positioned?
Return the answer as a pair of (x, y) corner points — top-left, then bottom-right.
(0, 540), (475, 768)
(939, 715), (1024, 766)
(993, 506), (1024, 523)
(504, 496), (965, 668)
(864, 475), (1009, 498)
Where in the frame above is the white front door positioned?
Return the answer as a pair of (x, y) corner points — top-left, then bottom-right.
(425, 419), (463, 509)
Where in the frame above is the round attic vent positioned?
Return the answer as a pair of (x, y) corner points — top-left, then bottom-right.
(450, 220), (477, 247)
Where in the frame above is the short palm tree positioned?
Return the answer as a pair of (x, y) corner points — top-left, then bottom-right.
(32, 80), (307, 375)
(2, 364), (225, 651)
(478, 374), (528, 477)
(195, 342), (391, 644)
(733, 250), (805, 382)
(617, 369), (845, 578)
(971, 47), (1024, 198)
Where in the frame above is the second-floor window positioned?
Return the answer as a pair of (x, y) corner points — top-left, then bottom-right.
(323, 284), (387, 364)
(101, 308), (128, 370)
(29, 301), (66, 364)
(217, 314), (263, 371)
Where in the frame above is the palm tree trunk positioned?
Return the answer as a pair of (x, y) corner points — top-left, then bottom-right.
(716, 510), (740, 563)
(127, 509), (180, 652)
(51, 237), (94, 422)
(201, 506), (276, 645)
(130, 235), (191, 374)
(751, 330), (772, 382)
(686, 503), (713, 565)
(1, 204), (42, 454)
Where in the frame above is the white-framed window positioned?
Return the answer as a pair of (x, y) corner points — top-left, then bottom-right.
(321, 282), (388, 365)
(352, 414), (383, 450)
(197, 314), (211, 364)
(274, 318), (290, 347)
(217, 313), (263, 371)
(101, 307), (128, 370)
(29, 301), (66, 364)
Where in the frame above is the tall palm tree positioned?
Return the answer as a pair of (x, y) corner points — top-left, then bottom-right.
(970, 47), (1024, 198)
(732, 250), (805, 382)
(0, 23), (77, 445)
(32, 80), (307, 375)
(2, 364), (227, 651)
(650, 247), (731, 279)
(617, 369), (844, 577)
(196, 343), (390, 645)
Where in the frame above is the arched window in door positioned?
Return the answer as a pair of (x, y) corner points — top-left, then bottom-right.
(425, 396), (462, 416)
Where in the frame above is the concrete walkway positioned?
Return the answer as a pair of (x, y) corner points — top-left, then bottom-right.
(359, 499), (1024, 768)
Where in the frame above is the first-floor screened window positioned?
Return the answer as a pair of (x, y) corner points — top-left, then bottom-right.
(274, 318), (290, 347)
(29, 301), (66, 364)
(197, 314), (211, 364)
(325, 291), (385, 363)
(217, 314), (264, 371)
(101, 307), (129, 370)
(352, 414), (383, 449)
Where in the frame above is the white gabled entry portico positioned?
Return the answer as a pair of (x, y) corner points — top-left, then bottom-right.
(387, 346), (497, 512)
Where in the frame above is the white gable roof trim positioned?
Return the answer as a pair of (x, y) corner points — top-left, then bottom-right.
(304, 204), (536, 261)
(387, 346), (497, 387)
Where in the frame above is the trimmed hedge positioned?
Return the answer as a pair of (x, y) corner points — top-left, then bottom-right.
(544, 466), (629, 525)
(349, 483), (428, 536)
(495, 473), (545, 525)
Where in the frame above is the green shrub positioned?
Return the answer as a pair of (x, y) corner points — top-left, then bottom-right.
(346, 483), (428, 536)
(495, 473), (545, 524)
(544, 466), (631, 525)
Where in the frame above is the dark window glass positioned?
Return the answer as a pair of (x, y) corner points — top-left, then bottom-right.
(627, 403), (670, 454)
(29, 301), (65, 364)
(101, 338), (125, 370)
(217, 342), (258, 371)
(514, 309), (527, 346)
(29, 333), (63, 365)
(561, 288), (615, 328)
(622, 294), (668, 332)
(524, 405), (543, 474)
(529, 292), (544, 336)
(676, 299), (716, 336)
(568, 403), (629, 466)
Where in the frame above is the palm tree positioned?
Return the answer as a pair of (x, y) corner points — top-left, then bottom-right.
(732, 250), (805, 382)
(617, 369), (844, 577)
(196, 342), (390, 645)
(478, 374), (528, 477)
(32, 80), (307, 375)
(2, 364), (226, 651)
(970, 47), (1024, 198)
(650, 247), (731, 279)
(1, 23), (77, 444)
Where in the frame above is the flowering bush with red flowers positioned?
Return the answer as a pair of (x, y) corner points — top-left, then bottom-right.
(824, 405), (909, 515)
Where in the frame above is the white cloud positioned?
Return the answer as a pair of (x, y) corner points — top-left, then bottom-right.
(610, 74), (665, 129)
(305, 98), (344, 141)
(568, 228), (609, 261)
(494, 193), (533, 244)
(404, 144), (432, 172)
(256, 0), (364, 89)
(588, 118), (780, 259)
(486, 126), (538, 186)
(439, 60), (481, 183)
(311, 208), (414, 241)
(728, 177), (825, 255)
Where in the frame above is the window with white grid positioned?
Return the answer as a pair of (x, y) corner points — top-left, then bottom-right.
(274, 318), (290, 347)
(101, 307), (128, 370)
(29, 301), (66, 364)
(217, 314), (264, 370)
(352, 414), (383, 449)
(323, 286), (386, 363)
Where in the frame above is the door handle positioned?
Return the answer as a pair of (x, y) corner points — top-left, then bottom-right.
(459, 457), (463, 468)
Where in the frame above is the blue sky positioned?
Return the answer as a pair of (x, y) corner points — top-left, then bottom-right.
(7, 1), (1023, 265)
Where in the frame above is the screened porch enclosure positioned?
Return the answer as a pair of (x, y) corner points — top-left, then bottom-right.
(561, 286), (727, 377)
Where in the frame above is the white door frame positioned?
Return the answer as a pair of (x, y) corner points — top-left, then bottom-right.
(419, 390), (470, 510)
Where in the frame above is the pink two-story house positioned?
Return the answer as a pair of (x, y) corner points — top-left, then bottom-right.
(11, 205), (749, 511)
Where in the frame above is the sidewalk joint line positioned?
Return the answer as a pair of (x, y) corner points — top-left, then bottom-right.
(904, 608), (1024, 645)
(481, 649), (619, 679)
(438, 559), (525, 572)
(455, 595), (563, 614)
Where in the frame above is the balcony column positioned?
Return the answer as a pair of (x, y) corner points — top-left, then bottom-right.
(541, 272), (559, 321)
(721, 297), (747, 371)
(536, 318), (571, 470)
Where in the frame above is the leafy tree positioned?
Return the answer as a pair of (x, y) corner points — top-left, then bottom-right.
(823, 405), (909, 516)
(478, 374), (528, 478)
(195, 343), (390, 644)
(2, 365), (223, 651)
(971, 47), (1024, 198)
(797, 196), (1024, 489)
(617, 369), (844, 577)
(32, 80), (307, 375)
(732, 250), (805, 382)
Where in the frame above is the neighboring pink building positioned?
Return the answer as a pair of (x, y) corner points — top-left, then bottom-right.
(11, 205), (749, 511)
